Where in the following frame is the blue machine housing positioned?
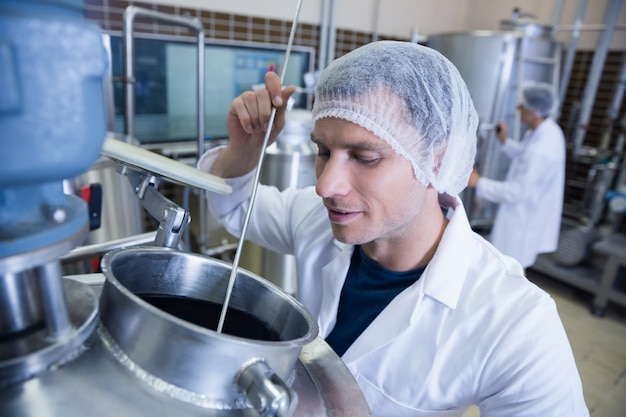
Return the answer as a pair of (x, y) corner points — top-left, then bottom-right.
(0, 0), (107, 258)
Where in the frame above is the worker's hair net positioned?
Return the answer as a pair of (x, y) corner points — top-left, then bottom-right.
(521, 82), (557, 117)
(311, 41), (478, 196)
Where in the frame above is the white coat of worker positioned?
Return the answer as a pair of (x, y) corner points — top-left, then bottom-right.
(468, 83), (566, 268)
(199, 42), (587, 416)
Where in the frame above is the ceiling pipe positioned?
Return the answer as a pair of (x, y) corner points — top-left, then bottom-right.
(555, 0), (589, 120)
(318, 0), (330, 72)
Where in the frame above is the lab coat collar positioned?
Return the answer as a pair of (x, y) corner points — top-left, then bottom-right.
(419, 194), (473, 311)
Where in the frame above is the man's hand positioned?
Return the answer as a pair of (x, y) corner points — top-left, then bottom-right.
(468, 168), (481, 188)
(211, 72), (296, 178)
(496, 121), (507, 144)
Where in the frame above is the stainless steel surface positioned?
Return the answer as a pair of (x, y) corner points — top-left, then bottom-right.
(259, 110), (317, 295)
(237, 360), (298, 417)
(1, 331), (370, 417)
(0, 276), (99, 389)
(61, 231), (157, 263)
(2, 247), (372, 417)
(428, 26), (560, 227)
(218, 0), (304, 333)
(125, 170), (191, 248)
(100, 246), (318, 409)
(0, 271), (40, 334)
(68, 156), (144, 246)
(261, 111), (317, 191)
(37, 261), (72, 339)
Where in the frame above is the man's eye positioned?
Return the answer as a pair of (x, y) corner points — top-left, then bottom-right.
(355, 154), (380, 165)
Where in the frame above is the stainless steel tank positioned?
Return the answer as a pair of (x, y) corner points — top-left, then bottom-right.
(258, 110), (317, 295)
(63, 157), (145, 270)
(1, 247), (371, 416)
(428, 18), (561, 227)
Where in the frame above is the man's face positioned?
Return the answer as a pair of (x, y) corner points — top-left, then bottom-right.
(311, 117), (430, 247)
(517, 103), (537, 126)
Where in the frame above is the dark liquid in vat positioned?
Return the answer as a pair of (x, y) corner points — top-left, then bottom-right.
(140, 295), (281, 341)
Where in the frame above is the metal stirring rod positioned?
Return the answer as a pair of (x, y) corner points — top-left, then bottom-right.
(217, 0), (304, 334)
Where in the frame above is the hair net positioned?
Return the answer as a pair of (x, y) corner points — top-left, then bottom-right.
(521, 82), (557, 117)
(311, 41), (478, 196)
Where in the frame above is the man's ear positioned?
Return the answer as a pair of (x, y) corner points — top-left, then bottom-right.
(432, 141), (448, 176)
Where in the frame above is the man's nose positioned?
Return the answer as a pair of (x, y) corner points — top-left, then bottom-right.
(315, 159), (350, 198)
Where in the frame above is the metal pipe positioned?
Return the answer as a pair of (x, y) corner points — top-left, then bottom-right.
(60, 231), (157, 263)
(607, 54), (626, 124)
(327, 0), (338, 64)
(556, 0), (588, 118)
(37, 261), (72, 340)
(122, 5), (207, 249)
(0, 271), (40, 335)
(102, 34), (116, 132)
(551, 0), (565, 30)
(371, 0), (381, 42)
(318, 0), (330, 72)
(194, 21), (207, 251)
(572, 0), (624, 155)
(122, 6), (205, 143)
(556, 23), (626, 31)
(484, 37), (516, 176)
(217, 0), (304, 334)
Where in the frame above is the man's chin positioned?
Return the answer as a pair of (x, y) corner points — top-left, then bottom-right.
(331, 226), (365, 246)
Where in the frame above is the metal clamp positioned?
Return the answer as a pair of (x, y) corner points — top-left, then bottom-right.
(236, 360), (298, 417)
(126, 170), (191, 249)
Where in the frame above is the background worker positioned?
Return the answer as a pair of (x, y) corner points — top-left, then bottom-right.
(199, 42), (587, 416)
(468, 83), (566, 269)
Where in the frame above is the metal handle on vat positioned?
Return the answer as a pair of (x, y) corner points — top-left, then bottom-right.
(236, 360), (298, 417)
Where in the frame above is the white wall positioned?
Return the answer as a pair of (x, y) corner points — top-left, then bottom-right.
(149, 0), (625, 50)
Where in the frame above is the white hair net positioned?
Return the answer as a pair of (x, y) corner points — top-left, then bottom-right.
(311, 41), (478, 196)
(520, 82), (557, 117)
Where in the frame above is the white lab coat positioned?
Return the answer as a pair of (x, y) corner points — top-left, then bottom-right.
(476, 118), (566, 268)
(199, 148), (587, 417)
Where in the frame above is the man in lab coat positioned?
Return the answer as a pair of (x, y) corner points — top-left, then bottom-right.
(468, 83), (566, 269)
(199, 42), (587, 416)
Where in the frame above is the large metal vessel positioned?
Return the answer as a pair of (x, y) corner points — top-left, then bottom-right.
(428, 17), (561, 227)
(2, 248), (371, 416)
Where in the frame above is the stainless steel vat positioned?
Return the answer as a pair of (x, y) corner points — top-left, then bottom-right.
(100, 247), (318, 409)
(428, 19), (561, 227)
(1, 247), (371, 416)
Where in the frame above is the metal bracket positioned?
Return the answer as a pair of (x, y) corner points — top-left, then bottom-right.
(126, 169), (191, 249)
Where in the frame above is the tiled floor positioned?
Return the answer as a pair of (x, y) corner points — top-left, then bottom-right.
(464, 270), (626, 417)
